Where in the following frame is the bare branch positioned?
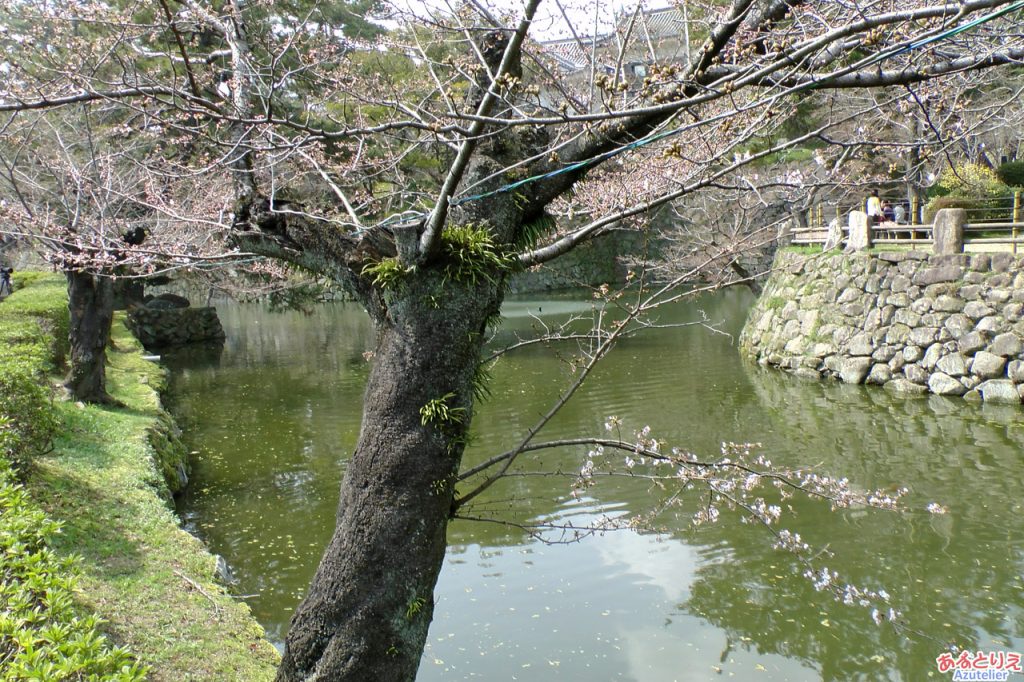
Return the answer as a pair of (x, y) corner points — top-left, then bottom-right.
(418, 0), (542, 263)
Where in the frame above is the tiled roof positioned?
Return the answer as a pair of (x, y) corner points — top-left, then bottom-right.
(540, 36), (611, 71)
(538, 7), (687, 72)
(635, 7), (688, 40)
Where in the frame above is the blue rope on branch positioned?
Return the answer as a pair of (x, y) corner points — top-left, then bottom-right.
(371, 0), (1024, 232)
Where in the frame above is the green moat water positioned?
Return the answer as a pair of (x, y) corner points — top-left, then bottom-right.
(167, 289), (1023, 681)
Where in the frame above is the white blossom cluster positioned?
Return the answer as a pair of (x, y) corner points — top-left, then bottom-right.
(565, 420), (939, 629)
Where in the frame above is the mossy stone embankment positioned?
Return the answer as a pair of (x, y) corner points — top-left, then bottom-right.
(741, 249), (1024, 403)
(125, 306), (225, 350)
(2, 272), (279, 680)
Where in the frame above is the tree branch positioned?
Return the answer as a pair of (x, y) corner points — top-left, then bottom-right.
(418, 0), (542, 264)
(688, 0), (757, 79)
(517, 121), (837, 267)
(0, 87), (179, 113)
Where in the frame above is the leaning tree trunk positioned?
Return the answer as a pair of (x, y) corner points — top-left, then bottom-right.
(65, 270), (116, 404)
(276, 268), (504, 682)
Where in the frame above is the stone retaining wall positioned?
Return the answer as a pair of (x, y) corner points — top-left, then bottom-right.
(740, 249), (1024, 403)
(125, 305), (226, 349)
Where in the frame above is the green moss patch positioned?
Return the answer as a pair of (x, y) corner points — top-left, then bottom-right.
(1, 273), (278, 680)
(782, 245), (827, 255)
(29, 322), (280, 681)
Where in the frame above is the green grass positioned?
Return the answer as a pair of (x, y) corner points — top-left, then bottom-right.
(28, 322), (280, 681)
(865, 245), (915, 253)
(783, 245), (828, 255)
(1, 273), (278, 681)
(750, 147), (815, 167)
(1, 273), (146, 681)
(805, 318), (824, 344)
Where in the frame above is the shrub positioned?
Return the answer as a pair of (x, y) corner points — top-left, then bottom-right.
(1, 275), (70, 368)
(0, 275), (66, 471)
(923, 195), (1013, 223)
(0, 460), (147, 681)
(7, 271), (61, 288)
(996, 160), (1024, 188)
(936, 162), (1010, 199)
(0, 359), (58, 471)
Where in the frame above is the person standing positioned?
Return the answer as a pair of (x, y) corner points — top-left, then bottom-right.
(882, 200), (895, 222)
(866, 191), (882, 224)
(893, 203), (907, 224)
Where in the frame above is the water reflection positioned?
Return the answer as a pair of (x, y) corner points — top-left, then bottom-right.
(168, 289), (1023, 680)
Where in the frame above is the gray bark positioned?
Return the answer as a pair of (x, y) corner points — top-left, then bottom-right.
(275, 264), (504, 681)
(64, 270), (117, 404)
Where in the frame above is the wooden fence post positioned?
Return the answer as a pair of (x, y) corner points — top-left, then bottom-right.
(911, 196), (920, 226)
(1014, 191), (1021, 255)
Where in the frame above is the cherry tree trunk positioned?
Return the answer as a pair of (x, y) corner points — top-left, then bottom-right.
(64, 270), (116, 404)
(276, 271), (503, 682)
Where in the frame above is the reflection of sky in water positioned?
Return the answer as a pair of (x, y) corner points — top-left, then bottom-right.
(499, 298), (598, 318)
(169, 290), (1024, 682)
(425, 528), (815, 681)
(594, 527), (696, 603)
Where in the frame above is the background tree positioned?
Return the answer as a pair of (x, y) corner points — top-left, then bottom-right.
(0, 106), (253, 401)
(3, 0), (1024, 679)
(0, 111), (151, 403)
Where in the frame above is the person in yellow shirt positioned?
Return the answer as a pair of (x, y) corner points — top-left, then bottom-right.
(866, 191), (882, 224)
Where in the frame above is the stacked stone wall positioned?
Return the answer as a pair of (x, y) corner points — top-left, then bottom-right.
(740, 249), (1024, 403)
(125, 306), (226, 349)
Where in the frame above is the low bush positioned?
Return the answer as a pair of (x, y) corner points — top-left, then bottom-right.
(936, 162), (1010, 199)
(0, 359), (57, 471)
(996, 160), (1024, 188)
(0, 277), (64, 472)
(0, 458), (146, 681)
(923, 195), (1013, 223)
(0, 274), (147, 681)
(1, 273), (69, 368)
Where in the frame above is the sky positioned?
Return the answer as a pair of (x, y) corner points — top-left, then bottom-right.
(384, 0), (679, 41)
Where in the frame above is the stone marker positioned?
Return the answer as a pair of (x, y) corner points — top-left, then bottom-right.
(932, 208), (965, 255)
(846, 211), (871, 251)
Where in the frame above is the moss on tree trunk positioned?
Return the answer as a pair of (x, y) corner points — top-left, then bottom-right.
(276, 268), (503, 681)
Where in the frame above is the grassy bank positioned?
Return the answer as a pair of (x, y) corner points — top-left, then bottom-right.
(0, 273), (143, 680)
(1, 273), (279, 680)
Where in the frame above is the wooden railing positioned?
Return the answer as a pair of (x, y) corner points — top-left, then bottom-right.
(790, 191), (1023, 253)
